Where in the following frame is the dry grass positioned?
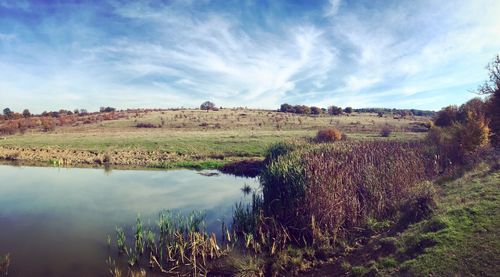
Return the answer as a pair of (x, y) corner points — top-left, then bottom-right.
(0, 109), (429, 168)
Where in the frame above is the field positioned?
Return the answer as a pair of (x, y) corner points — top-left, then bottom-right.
(0, 109), (429, 168)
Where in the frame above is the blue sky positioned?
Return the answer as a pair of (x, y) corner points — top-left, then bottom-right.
(0, 0), (499, 113)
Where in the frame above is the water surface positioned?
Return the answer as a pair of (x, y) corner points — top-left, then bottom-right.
(0, 165), (258, 276)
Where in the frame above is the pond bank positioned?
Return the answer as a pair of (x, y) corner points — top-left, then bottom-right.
(0, 146), (263, 174)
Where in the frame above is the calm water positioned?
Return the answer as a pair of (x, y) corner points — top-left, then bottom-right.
(0, 165), (259, 276)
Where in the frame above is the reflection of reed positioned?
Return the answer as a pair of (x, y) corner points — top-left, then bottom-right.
(0, 253), (10, 275)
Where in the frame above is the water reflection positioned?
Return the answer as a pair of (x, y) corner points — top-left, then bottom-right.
(0, 165), (258, 276)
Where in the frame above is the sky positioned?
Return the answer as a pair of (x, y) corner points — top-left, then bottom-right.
(0, 0), (499, 113)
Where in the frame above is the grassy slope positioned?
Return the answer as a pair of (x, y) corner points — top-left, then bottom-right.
(0, 110), (427, 168)
(393, 166), (500, 276)
(0, 111), (427, 151)
(366, 165), (500, 276)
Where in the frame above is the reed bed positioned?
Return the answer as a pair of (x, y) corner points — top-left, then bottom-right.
(110, 211), (227, 276)
(260, 140), (438, 243)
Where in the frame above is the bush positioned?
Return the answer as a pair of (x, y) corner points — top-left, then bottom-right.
(315, 128), (342, 143)
(434, 105), (459, 127)
(0, 121), (18, 135)
(427, 111), (490, 168)
(41, 117), (56, 132)
(380, 125), (392, 137)
(135, 123), (158, 128)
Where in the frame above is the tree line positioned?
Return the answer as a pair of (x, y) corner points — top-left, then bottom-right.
(0, 107), (118, 121)
(279, 103), (434, 117)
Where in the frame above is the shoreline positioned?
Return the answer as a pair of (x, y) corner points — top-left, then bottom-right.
(0, 145), (263, 172)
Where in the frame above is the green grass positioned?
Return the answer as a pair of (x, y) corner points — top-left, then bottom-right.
(375, 165), (500, 276)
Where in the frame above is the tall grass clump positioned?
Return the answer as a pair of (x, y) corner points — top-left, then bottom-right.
(264, 141), (302, 164)
(111, 210), (227, 276)
(260, 141), (437, 243)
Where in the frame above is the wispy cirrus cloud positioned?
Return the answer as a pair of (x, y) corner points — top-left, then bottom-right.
(0, 0), (499, 112)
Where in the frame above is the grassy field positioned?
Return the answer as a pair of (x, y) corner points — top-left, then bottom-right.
(0, 109), (429, 168)
(0, 109), (429, 165)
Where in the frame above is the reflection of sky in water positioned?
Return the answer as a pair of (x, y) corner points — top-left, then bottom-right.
(0, 165), (259, 276)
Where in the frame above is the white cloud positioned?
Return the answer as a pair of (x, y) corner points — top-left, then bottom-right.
(317, 0), (500, 108)
(85, 6), (338, 108)
(324, 0), (341, 17)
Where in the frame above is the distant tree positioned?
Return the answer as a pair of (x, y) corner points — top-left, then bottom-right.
(79, 109), (88, 115)
(100, 107), (116, 113)
(293, 105), (311, 115)
(344, 107), (353, 114)
(73, 109), (79, 115)
(3, 108), (13, 119)
(22, 109), (31, 118)
(328, 105), (343, 116)
(200, 101), (216, 111)
(280, 103), (294, 113)
(311, 106), (322, 115)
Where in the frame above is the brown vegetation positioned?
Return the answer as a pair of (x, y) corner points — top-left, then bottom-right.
(260, 141), (437, 244)
(315, 128), (343, 142)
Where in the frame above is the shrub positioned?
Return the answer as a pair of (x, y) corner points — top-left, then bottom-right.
(434, 105), (459, 127)
(380, 125), (392, 137)
(41, 117), (56, 132)
(315, 128), (342, 143)
(0, 121), (18, 135)
(135, 122), (157, 128)
(427, 111), (490, 168)
(459, 112), (490, 152)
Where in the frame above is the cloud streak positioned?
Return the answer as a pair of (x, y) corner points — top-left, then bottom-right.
(0, 0), (499, 112)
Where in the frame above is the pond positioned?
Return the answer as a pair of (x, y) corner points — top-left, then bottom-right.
(0, 164), (259, 276)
